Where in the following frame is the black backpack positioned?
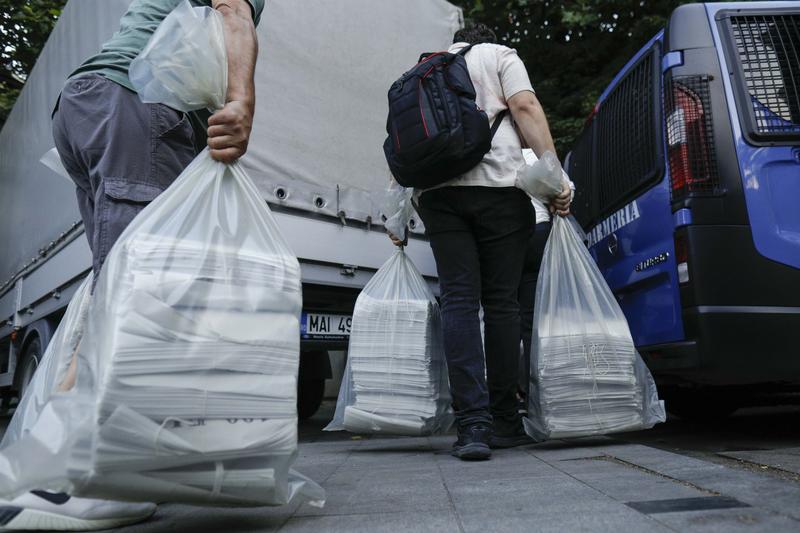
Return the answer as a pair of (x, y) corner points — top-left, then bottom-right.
(383, 44), (506, 189)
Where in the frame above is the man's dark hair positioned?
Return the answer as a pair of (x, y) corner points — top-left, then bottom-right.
(453, 23), (497, 45)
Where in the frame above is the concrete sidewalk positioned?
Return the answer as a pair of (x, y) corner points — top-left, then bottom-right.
(114, 432), (800, 532)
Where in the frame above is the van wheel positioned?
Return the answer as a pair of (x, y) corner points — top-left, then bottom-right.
(297, 378), (325, 420)
(663, 388), (739, 421)
(17, 338), (42, 400)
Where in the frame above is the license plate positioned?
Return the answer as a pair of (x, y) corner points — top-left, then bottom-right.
(301, 312), (352, 340)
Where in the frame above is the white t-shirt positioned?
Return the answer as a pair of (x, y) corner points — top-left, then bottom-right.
(428, 42), (535, 190)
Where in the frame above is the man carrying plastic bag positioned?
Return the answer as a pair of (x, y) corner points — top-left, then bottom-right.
(325, 184), (454, 436)
(521, 194), (666, 441)
(515, 146), (665, 440)
(515, 149), (573, 421)
(0, 1), (323, 530)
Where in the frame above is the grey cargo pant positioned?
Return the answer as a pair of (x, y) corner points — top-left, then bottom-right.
(52, 74), (197, 277)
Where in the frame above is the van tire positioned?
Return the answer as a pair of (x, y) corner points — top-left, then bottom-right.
(297, 378), (325, 420)
(17, 337), (42, 400)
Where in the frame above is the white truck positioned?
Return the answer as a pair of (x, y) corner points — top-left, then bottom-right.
(0, 0), (461, 418)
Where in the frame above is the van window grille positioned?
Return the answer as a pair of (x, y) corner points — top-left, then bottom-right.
(665, 76), (720, 200)
(567, 124), (594, 228)
(728, 14), (800, 140)
(591, 47), (662, 218)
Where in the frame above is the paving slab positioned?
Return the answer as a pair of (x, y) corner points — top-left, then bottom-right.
(295, 466), (451, 517)
(102, 502), (298, 533)
(444, 473), (612, 514)
(456, 504), (673, 533)
(718, 448), (800, 476)
(437, 454), (561, 483)
(573, 470), (710, 502)
(648, 507), (800, 533)
(280, 510), (462, 533)
(604, 443), (800, 521)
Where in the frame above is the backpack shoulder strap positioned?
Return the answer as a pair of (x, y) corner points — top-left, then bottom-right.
(490, 110), (507, 140)
(455, 43), (505, 140)
(456, 43), (475, 56)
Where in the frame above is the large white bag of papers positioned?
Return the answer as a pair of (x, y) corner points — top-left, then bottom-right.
(0, 1), (323, 506)
(524, 216), (666, 441)
(325, 248), (453, 436)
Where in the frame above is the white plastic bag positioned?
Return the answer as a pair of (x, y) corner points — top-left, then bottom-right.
(516, 150), (564, 202)
(325, 249), (453, 435)
(128, 0), (226, 113)
(524, 216), (666, 441)
(0, 1), (324, 507)
(382, 181), (414, 241)
(0, 277), (91, 449)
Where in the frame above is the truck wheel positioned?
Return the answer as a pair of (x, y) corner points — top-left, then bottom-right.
(17, 337), (42, 400)
(297, 378), (326, 420)
(663, 388), (739, 421)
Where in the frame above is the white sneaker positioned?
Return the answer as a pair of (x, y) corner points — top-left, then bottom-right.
(0, 491), (156, 531)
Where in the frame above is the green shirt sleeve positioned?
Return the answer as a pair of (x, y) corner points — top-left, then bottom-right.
(246, 0), (265, 25)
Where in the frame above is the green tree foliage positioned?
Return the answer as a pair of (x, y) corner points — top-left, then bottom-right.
(450, 0), (693, 156)
(0, 0), (66, 127)
(2, 0), (697, 150)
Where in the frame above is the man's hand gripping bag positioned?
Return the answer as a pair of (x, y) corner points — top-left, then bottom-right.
(0, 1), (323, 507)
(524, 216), (666, 441)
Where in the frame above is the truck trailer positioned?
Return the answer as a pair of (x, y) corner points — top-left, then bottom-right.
(0, 0), (461, 418)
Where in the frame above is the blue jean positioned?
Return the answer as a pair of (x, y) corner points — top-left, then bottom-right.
(416, 186), (535, 431)
(52, 74), (197, 277)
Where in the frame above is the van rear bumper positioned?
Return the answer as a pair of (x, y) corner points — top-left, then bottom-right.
(641, 305), (800, 387)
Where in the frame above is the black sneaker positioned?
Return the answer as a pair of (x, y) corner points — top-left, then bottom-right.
(489, 423), (534, 449)
(451, 424), (492, 461)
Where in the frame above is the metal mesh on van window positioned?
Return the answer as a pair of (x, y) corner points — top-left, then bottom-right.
(567, 125), (594, 228)
(593, 50), (660, 211)
(729, 14), (800, 138)
(665, 76), (720, 199)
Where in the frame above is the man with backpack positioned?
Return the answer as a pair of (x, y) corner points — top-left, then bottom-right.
(386, 23), (570, 460)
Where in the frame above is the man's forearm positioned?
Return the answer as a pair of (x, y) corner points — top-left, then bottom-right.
(508, 92), (557, 158)
(214, 1), (258, 109)
(517, 110), (556, 158)
(206, 0), (258, 162)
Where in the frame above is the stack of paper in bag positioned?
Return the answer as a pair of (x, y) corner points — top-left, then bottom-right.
(0, 2), (324, 507)
(531, 331), (644, 439)
(75, 233), (304, 504)
(343, 295), (447, 435)
(524, 215), (666, 442)
(326, 249), (453, 436)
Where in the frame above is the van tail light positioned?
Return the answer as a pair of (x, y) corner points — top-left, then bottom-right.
(665, 76), (719, 201)
(674, 232), (689, 284)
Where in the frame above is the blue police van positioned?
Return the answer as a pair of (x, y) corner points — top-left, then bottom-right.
(565, 2), (800, 418)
